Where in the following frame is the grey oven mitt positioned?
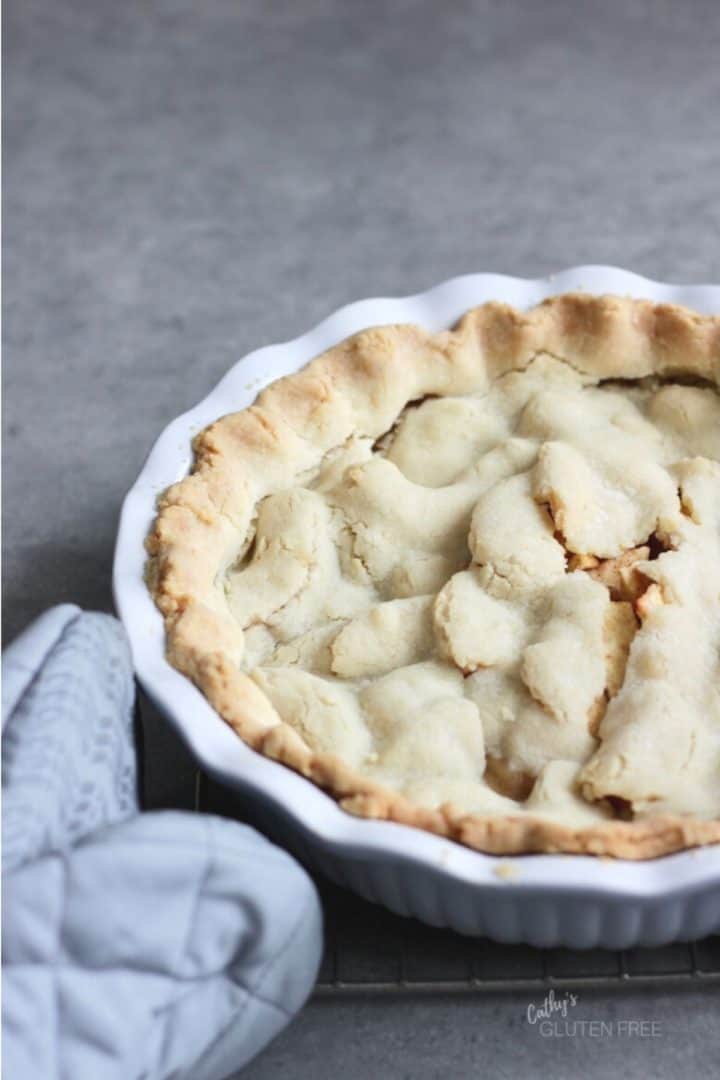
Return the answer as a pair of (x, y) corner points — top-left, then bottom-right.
(2, 605), (322, 1080)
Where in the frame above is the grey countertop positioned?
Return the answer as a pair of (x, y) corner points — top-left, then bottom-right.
(4, 1), (719, 1077)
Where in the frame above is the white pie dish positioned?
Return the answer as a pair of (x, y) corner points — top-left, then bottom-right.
(113, 265), (720, 947)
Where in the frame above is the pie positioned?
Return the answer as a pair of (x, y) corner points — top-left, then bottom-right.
(146, 293), (720, 858)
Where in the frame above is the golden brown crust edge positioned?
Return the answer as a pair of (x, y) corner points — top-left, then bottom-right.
(146, 293), (720, 860)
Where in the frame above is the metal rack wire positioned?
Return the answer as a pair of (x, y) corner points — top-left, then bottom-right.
(194, 770), (720, 998)
(313, 890), (720, 996)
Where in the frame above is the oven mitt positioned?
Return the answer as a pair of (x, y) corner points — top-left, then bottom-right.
(2, 605), (322, 1080)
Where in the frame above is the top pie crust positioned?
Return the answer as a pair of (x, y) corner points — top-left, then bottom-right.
(146, 294), (720, 858)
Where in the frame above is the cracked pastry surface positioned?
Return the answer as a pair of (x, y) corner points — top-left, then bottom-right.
(147, 293), (720, 857)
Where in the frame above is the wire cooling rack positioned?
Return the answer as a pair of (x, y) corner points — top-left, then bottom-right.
(193, 771), (720, 997)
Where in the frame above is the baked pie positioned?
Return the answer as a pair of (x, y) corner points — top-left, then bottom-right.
(147, 294), (720, 858)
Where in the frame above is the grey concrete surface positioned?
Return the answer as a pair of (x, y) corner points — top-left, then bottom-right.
(4, 1), (720, 1078)
(241, 988), (717, 1080)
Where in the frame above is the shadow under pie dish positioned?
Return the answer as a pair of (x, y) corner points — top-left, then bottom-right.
(145, 291), (720, 860)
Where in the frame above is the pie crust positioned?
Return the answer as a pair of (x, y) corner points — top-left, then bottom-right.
(146, 294), (720, 858)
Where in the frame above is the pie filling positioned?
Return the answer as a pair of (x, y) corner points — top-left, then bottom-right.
(216, 354), (720, 828)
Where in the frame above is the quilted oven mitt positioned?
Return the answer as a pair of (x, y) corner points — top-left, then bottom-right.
(2, 605), (322, 1080)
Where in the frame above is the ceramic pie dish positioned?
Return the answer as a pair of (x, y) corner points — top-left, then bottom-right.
(114, 266), (720, 946)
